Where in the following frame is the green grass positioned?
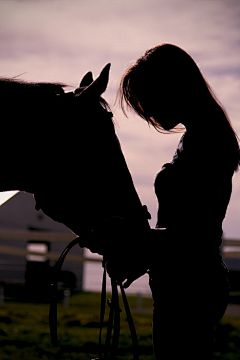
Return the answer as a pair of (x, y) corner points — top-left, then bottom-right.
(0, 292), (240, 359)
(0, 292), (154, 360)
(214, 316), (240, 359)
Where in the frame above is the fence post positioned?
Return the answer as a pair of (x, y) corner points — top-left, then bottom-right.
(64, 289), (70, 308)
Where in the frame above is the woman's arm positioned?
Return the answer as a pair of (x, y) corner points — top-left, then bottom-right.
(106, 228), (168, 287)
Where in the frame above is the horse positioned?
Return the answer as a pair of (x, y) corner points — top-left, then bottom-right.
(0, 64), (151, 284)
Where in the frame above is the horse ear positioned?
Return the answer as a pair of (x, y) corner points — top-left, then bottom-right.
(84, 63), (111, 97)
(79, 71), (93, 88)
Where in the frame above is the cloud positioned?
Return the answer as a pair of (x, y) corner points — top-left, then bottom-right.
(0, 0), (240, 235)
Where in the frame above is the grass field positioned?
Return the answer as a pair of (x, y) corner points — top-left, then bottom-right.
(0, 292), (240, 360)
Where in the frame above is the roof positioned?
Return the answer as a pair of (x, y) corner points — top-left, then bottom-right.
(0, 191), (70, 233)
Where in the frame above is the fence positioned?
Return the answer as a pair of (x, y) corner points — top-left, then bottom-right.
(0, 230), (240, 296)
(0, 229), (240, 258)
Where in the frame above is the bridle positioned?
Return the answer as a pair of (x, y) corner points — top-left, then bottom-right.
(97, 260), (139, 360)
(49, 236), (139, 360)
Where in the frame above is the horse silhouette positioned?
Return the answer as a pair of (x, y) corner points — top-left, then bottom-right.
(0, 64), (151, 283)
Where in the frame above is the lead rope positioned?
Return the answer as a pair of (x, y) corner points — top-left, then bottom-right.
(96, 260), (121, 360)
(96, 261), (139, 360)
(49, 238), (139, 360)
(119, 284), (139, 360)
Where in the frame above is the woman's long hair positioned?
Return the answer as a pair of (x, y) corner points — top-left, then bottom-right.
(119, 43), (240, 171)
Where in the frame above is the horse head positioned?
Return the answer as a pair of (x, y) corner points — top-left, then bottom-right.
(0, 65), (150, 278)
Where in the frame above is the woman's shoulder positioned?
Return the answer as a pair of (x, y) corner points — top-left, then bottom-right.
(184, 126), (238, 176)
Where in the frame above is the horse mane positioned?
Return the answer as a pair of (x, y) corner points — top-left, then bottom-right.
(0, 78), (112, 116)
(0, 77), (66, 89)
(0, 78), (66, 102)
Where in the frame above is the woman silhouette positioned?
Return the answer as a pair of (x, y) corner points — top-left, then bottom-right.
(119, 44), (240, 359)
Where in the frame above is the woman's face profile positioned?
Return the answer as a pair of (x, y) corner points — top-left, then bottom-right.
(145, 85), (183, 131)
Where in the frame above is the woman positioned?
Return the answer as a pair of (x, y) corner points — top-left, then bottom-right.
(118, 44), (240, 359)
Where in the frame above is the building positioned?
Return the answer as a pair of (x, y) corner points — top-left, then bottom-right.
(0, 192), (84, 299)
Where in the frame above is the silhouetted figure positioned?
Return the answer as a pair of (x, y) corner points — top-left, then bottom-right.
(0, 65), (150, 284)
(118, 44), (240, 359)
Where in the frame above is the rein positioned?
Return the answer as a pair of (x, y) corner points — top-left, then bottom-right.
(96, 260), (139, 360)
(49, 236), (139, 360)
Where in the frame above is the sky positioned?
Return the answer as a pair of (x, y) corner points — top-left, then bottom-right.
(0, 0), (240, 238)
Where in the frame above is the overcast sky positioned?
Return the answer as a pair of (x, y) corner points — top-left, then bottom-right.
(0, 0), (240, 238)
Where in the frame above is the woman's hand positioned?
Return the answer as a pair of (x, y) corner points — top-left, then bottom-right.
(106, 228), (167, 287)
(106, 246), (149, 288)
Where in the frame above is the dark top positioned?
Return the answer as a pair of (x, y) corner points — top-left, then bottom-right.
(154, 130), (234, 255)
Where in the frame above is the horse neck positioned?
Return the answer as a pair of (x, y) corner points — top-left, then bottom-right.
(0, 132), (40, 193)
(100, 134), (149, 228)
